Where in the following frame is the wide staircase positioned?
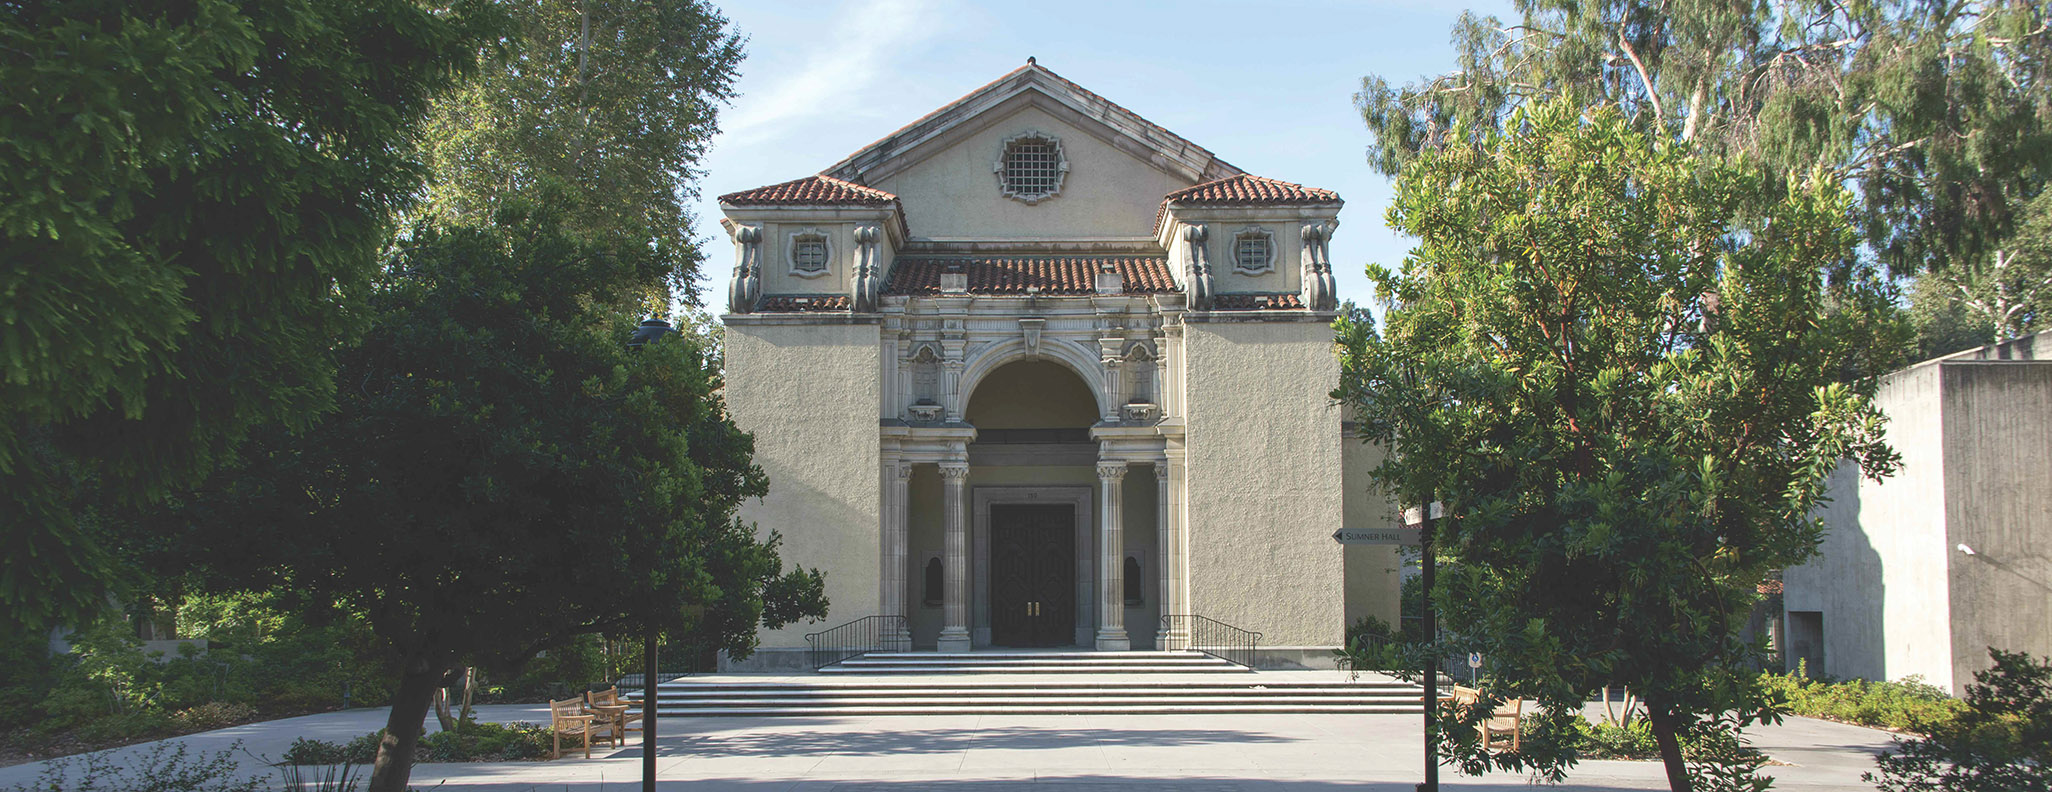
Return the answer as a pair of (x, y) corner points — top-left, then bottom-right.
(643, 649), (1424, 717)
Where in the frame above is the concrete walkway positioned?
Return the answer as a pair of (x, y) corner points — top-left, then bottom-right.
(0, 705), (1904, 791)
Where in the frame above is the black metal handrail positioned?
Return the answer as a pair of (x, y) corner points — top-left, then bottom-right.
(1160, 614), (1261, 669)
(803, 615), (909, 670)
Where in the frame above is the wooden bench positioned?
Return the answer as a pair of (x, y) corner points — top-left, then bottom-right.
(1446, 685), (1523, 752)
(548, 696), (616, 759)
(586, 686), (644, 744)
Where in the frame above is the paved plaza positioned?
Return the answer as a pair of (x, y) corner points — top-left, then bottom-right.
(0, 701), (1903, 791)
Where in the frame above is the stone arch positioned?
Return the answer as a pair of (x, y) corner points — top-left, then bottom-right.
(954, 337), (1108, 420)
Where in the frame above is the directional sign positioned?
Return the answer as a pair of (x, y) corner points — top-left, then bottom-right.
(1467, 652), (1483, 669)
(1332, 527), (1421, 546)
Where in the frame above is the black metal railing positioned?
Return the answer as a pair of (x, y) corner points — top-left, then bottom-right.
(1160, 614), (1261, 669)
(803, 615), (909, 670)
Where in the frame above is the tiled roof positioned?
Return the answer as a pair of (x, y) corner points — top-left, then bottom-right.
(1164, 174), (1340, 206)
(885, 256), (1178, 296)
(719, 175), (899, 206)
(757, 294), (852, 312)
(1211, 293), (1305, 311)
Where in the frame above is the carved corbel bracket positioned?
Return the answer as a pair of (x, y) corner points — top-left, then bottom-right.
(727, 224), (762, 314)
(852, 224), (882, 313)
(1019, 318), (1045, 359)
(1300, 221), (1338, 312)
(1181, 223), (1213, 311)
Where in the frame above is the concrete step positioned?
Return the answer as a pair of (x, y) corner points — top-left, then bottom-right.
(822, 650), (1250, 675)
(649, 702), (1421, 716)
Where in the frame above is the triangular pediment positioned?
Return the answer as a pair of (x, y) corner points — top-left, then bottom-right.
(823, 62), (1243, 187)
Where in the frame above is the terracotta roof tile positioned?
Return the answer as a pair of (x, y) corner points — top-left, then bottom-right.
(757, 294), (852, 312)
(1164, 174), (1340, 206)
(885, 256), (1177, 296)
(719, 175), (899, 206)
(1211, 293), (1306, 311)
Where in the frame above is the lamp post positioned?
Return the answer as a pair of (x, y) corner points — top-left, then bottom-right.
(625, 317), (673, 792)
(1406, 500), (1444, 792)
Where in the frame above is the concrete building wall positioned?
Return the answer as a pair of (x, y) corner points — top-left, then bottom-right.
(1180, 317), (1345, 648)
(1787, 330), (2052, 693)
(1942, 361), (2052, 693)
(723, 320), (882, 649)
(871, 106), (1194, 240)
(1787, 364), (1954, 686)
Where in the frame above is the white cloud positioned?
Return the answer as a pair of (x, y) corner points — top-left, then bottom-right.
(721, 0), (955, 141)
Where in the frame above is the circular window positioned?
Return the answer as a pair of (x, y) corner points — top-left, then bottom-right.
(993, 131), (1067, 204)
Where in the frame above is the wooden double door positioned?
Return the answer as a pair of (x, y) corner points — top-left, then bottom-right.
(989, 503), (1076, 647)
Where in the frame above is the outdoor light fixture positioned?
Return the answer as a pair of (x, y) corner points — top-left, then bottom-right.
(625, 316), (674, 792)
(1957, 543), (1977, 556)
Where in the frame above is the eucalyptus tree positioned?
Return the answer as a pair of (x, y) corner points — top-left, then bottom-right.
(1357, 0), (2051, 354)
(0, 0), (501, 632)
(414, 0), (743, 304)
(1337, 99), (1899, 792)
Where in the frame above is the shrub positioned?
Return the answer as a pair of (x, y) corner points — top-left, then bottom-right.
(306, 721), (552, 765)
(1, 741), (264, 792)
(1573, 719), (1662, 760)
(171, 701), (257, 732)
(1760, 666), (1964, 732)
(281, 737), (355, 766)
(1869, 649), (2052, 792)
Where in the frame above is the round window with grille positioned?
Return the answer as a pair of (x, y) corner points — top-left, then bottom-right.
(994, 132), (1067, 204)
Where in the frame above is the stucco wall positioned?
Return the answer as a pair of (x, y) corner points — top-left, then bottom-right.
(1180, 318), (1345, 647)
(871, 106), (1194, 240)
(1341, 430), (1403, 629)
(1786, 364), (1953, 686)
(1943, 361), (2052, 693)
(724, 321), (882, 649)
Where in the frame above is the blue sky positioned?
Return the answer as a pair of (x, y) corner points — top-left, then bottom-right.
(692, 0), (1516, 310)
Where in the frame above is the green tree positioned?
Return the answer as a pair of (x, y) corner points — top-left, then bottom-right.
(150, 198), (827, 792)
(1336, 99), (1898, 792)
(1356, 0), (2051, 354)
(0, 0), (501, 630)
(1870, 649), (2052, 792)
(414, 0), (742, 303)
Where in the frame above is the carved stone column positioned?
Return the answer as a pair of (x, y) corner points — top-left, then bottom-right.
(1182, 224), (1213, 311)
(851, 224), (882, 313)
(1096, 462), (1131, 650)
(938, 462), (972, 652)
(1154, 462), (1175, 650)
(882, 462), (913, 648)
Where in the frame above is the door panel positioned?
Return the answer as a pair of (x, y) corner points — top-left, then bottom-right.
(989, 503), (1076, 647)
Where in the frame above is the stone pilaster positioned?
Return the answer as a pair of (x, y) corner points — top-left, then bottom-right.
(938, 461), (972, 652)
(1096, 462), (1131, 650)
(883, 462), (913, 648)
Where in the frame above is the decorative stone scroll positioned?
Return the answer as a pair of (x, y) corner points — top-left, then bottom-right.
(1300, 221), (1338, 312)
(1182, 224), (1213, 311)
(727, 224), (762, 314)
(852, 224), (882, 313)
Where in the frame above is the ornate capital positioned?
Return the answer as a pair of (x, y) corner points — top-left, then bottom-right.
(1155, 464), (1169, 483)
(938, 464), (972, 481)
(1096, 463), (1128, 482)
(895, 463), (915, 481)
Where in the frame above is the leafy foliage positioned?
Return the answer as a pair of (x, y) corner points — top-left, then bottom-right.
(415, 0), (743, 303)
(1, 741), (264, 792)
(1336, 98), (1898, 792)
(1870, 649), (2052, 792)
(0, 0), (503, 632)
(147, 194), (826, 791)
(1356, 0), (2051, 353)
(1760, 667), (1964, 732)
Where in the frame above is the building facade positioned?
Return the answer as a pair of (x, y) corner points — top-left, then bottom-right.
(716, 62), (1400, 669)
(1784, 330), (2052, 694)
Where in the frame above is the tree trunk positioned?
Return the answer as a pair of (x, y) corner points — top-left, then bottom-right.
(458, 666), (476, 724)
(1645, 700), (1693, 792)
(369, 659), (444, 792)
